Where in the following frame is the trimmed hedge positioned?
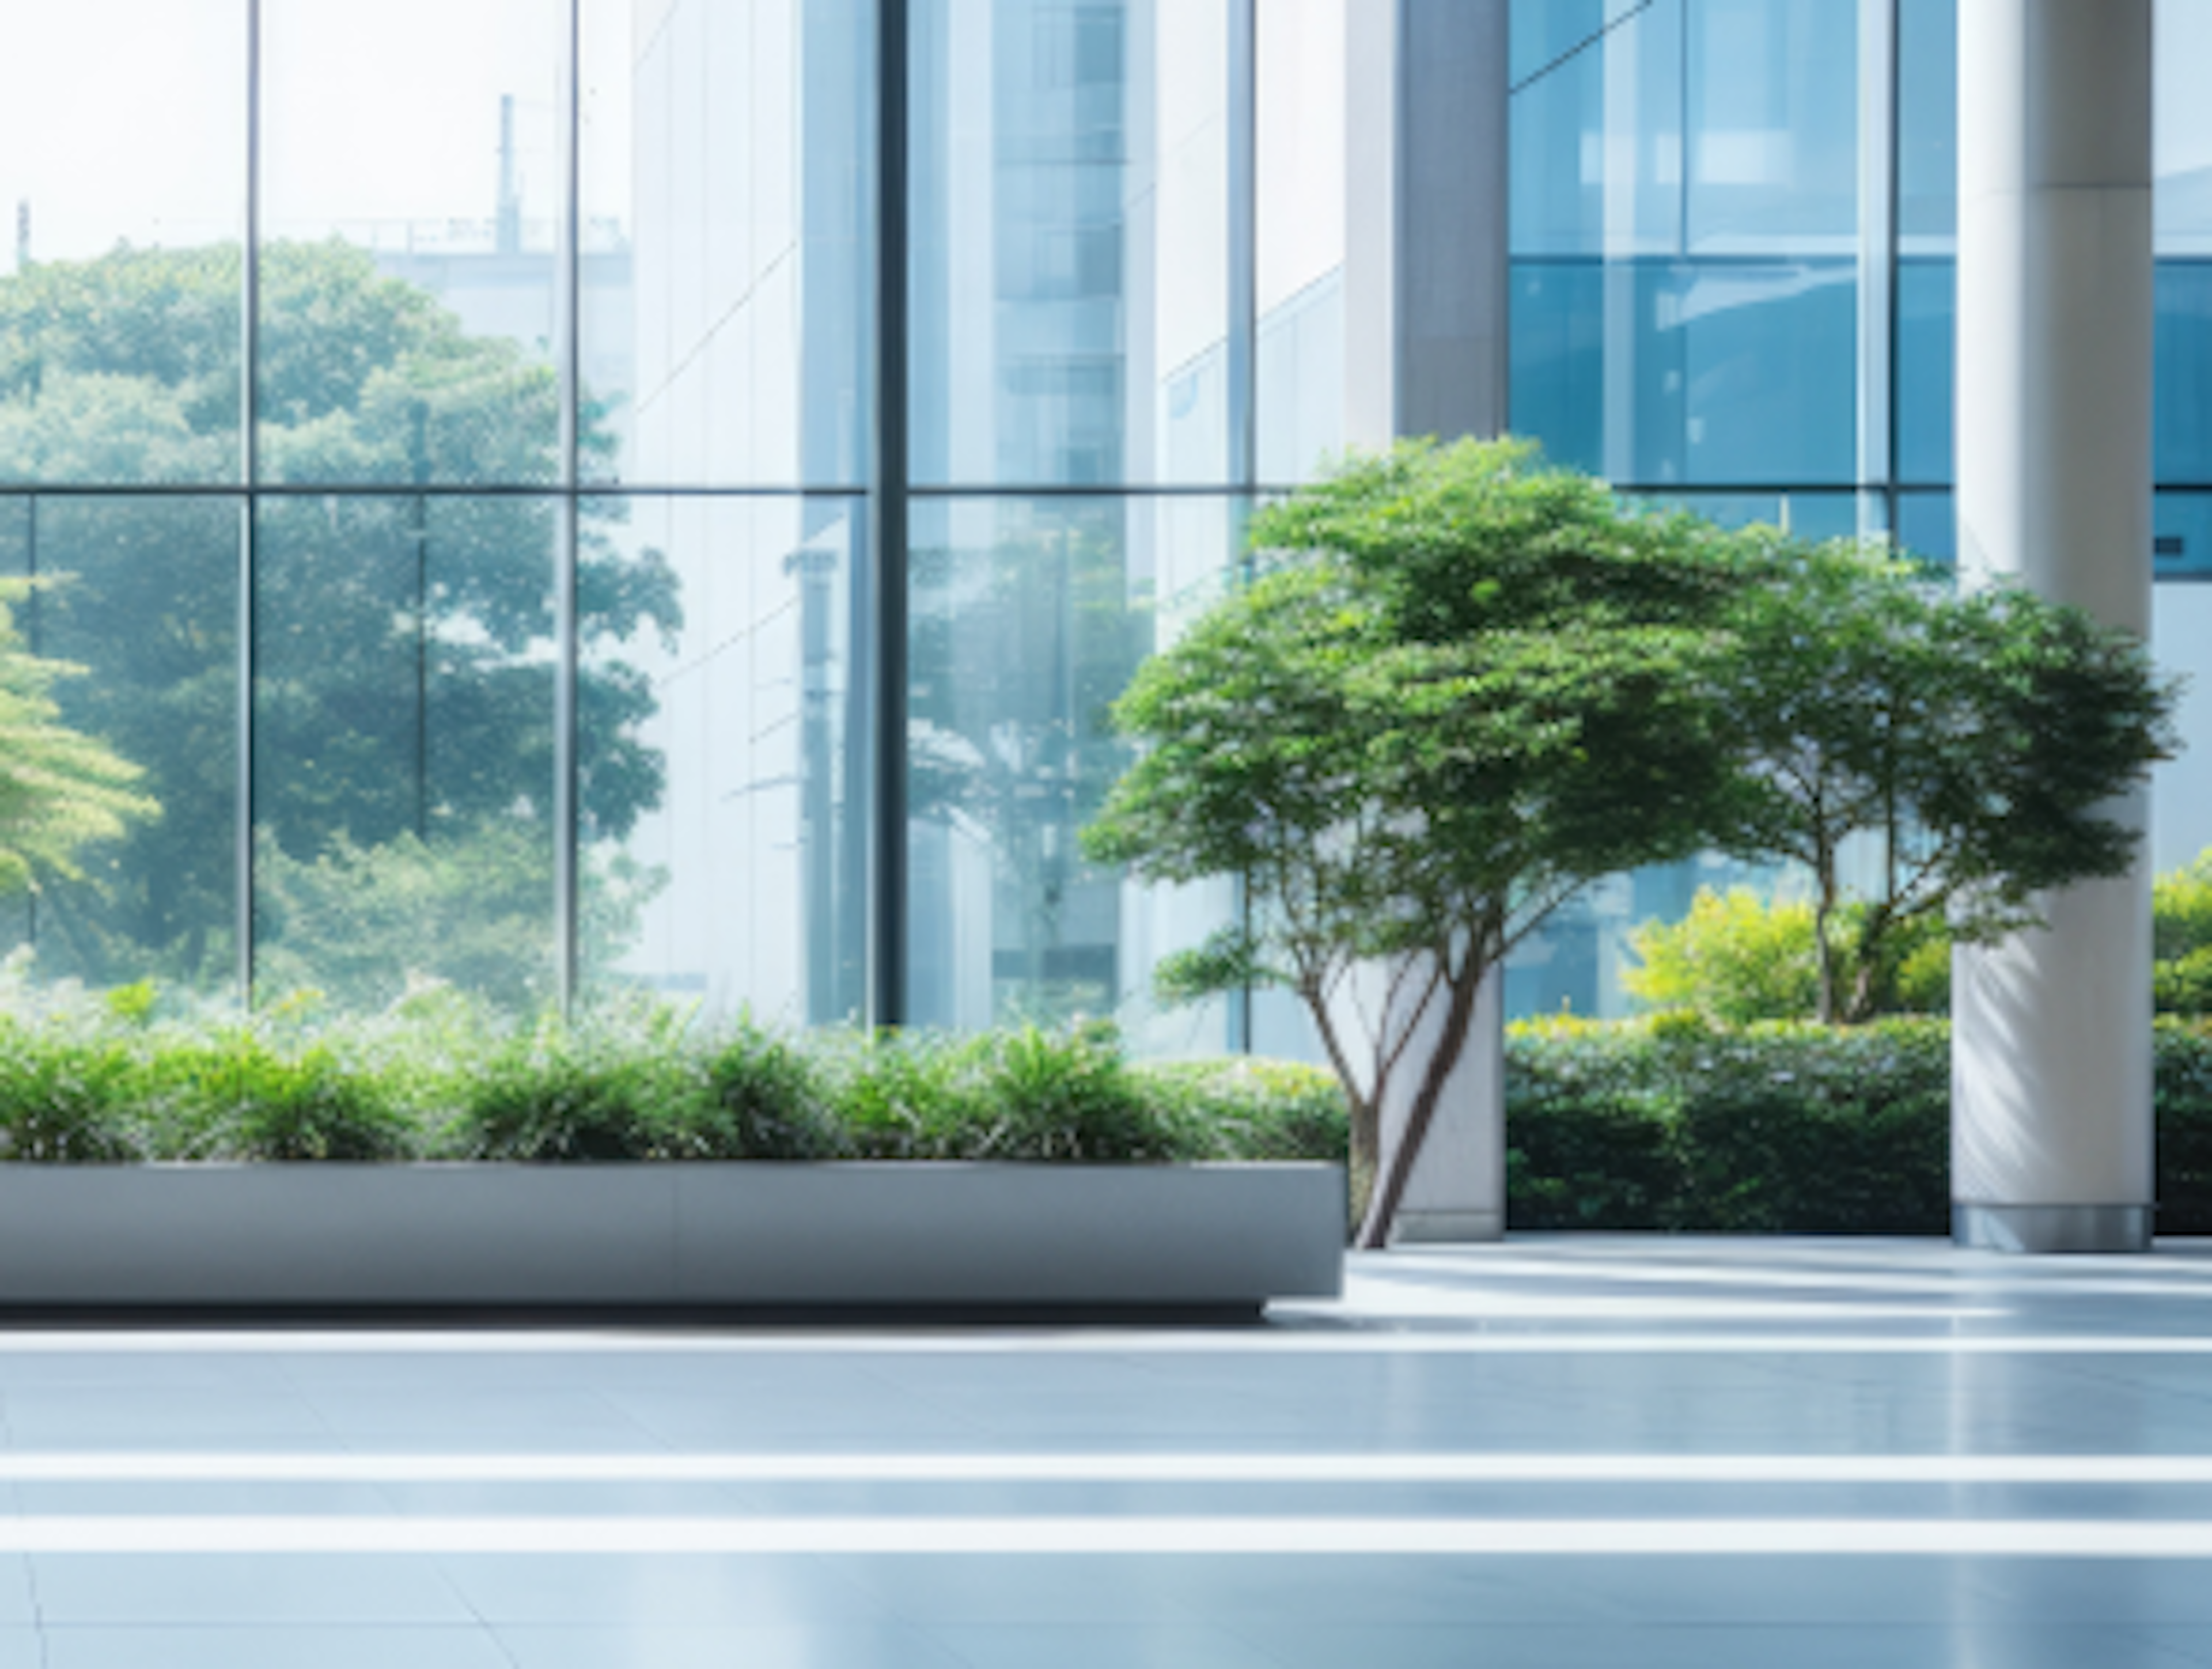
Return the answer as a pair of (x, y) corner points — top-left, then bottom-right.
(1508, 1016), (2212, 1235)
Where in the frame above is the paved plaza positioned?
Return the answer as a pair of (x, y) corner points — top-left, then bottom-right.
(0, 1238), (2208, 1664)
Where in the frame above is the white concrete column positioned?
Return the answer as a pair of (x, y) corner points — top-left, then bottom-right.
(1342, 0), (1510, 1243)
(1952, 0), (2156, 1254)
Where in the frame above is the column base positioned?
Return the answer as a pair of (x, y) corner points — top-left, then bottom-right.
(1953, 1202), (2153, 1254)
(1388, 1208), (1504, 1245)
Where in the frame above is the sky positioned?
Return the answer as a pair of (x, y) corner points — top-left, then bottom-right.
(0, 0), (635, 269)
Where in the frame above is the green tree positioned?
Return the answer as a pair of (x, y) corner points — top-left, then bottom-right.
(0, 242), (679, 999)
(0, 578), (158, 895)
(1715, 533), (2175, 1023)
(1624, 886), (1949, 1023)
(1086, 439), (1753, 1247)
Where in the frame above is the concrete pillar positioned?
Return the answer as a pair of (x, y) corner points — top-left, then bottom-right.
(1343, 0), (1510, 1243)
(1952, 0), (2156, 1254)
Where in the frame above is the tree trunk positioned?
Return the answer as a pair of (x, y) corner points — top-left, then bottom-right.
(1353, 958), (1484, 1250)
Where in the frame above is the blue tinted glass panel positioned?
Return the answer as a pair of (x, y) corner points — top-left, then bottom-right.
(1512, 259), (1854, 485)
(1896, 259), (1955, 485)
(1676, 261), (1855, 483)
(2156, 491), (2212, 581)
(2158, 263), (2212, 484)
(1895, 490), (1956, 568)
(1509, 0), (1683, 259)
(1897, 0), (1956, 248)
(1510, 261), (1605, 473)
(1683, 0), (1857, 255)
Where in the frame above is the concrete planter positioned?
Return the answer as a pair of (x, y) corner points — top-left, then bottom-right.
(0, 1162), (1345, 1311)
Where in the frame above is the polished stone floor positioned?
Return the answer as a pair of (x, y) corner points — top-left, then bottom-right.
(0, 1236), (2210, 1665)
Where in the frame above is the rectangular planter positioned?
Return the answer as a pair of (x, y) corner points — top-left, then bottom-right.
(0, 1162), (1346, 1311)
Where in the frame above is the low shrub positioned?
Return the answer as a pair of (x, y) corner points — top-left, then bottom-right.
(0, 1023), (145, 1162)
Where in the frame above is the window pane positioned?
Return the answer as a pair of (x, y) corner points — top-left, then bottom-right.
(581, 495), (865, 1026)
(1897, 0), (1956, 251)
(1683, 0), (1857, 256)
(252, 496), (556, 1013)
(0, 1), (246, 487)
(911, 0), (1233, 487)
(583, 0), (872, 489)
(259, 0), (565, 486)
(1513, 259), (1854, 485)
(13, 497), (240, 995)
(1896, 258), (1954, 486)
(908, 495), (1236, 1046)
(1256, 0), (1346, 485)
(2159, 0), (2212, 255)
(1509, 0), (1682, 261)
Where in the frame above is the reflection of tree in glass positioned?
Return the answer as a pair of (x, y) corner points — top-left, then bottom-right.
(0, 578), (158, 898)
(908, 506), (1150, 1024)
(0, 242), (679, 1003)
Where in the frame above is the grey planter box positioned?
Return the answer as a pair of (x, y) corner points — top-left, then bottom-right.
(0, 1162), (1345, 1311)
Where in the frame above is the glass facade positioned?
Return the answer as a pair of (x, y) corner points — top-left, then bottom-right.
(0, 0), (2206, 1037)
(1502, 0), (2212, 1018)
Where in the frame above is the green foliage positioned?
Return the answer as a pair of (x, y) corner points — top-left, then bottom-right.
(0, 578), (158, 898)
(1716, 533), (2175, 1022)
(0, 1020), (144, 1162)
(450, 1017), (722, 1163)
(251, 826), (666, 1015)
(2155, 850), (2212, 1016)
(0, 241), (679, 998)
(153, 1032), (419, 1163)
(1505, 1018), (1952, 1232)
(2156, 1019), (2212, 1233)
(1625, 888), (1821, 1023)
(703, 1021), (839, 1160)
(1089, 438), (1757, 1244)
(1626, 886), (1949, 1023)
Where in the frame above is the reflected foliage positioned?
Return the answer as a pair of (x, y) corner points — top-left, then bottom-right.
(0, 242), (679, 1002)
(908, 505), (1150, 1023)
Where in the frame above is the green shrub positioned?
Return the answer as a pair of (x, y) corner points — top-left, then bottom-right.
(0, 1024), (145, 1162)
(152, 1031), (419, 1162)
(1505, 1022), (1678, 1228)
(1135, 1057), (1347, 1160)
(702, 1020), (839, 1159)
(1660, 1021), (1948, 1232)
(452, 1020), (714, 1162)
(1625, 889), (1950, 1024)
(2156, 1019), (2212, 1234)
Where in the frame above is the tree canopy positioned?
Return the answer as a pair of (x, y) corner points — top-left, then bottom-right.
(0, 578), (158, 897)
(0, 241), (678, 1000)
(1714, 532), (2175, 1022)
(1088, 439), (2178, 1245)
(1086, 439), (1752, 1245)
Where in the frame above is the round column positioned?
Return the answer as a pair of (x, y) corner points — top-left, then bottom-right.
(1952, 0), (2156, 1253)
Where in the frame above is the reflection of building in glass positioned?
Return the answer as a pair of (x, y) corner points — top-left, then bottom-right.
(3, 0), (2212, 1045)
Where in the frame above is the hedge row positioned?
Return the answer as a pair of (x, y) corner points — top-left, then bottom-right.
(1506, 1016), (2212, 1235)
(4, 994), (2209, 1238)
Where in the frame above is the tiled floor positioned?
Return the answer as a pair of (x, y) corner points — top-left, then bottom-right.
(1, 1238), (2211, 1664)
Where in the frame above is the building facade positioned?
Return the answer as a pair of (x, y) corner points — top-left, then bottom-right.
(0, 0), (2200, 1047)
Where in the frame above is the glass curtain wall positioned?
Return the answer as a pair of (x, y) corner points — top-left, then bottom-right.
(0, 0), (1278, 1042)
(0, 0), (877, 1024)
(1508, 0), (2212, 1016)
